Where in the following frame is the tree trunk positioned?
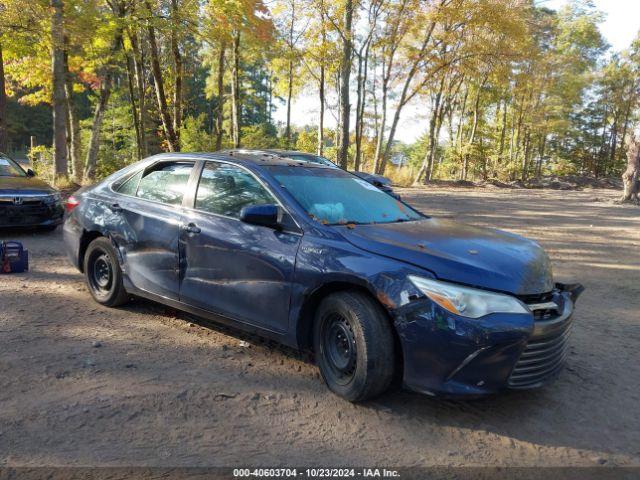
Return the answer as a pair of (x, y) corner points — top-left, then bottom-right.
(130, 29), (148, 157)
(316, 7), (327, 157)
(509, 94), (524, 180)
(595, 109), (609, 178)
(215, 43), (225, 150)
(357, 46), (369, 170)
(285, 1), (295, 148)
(522, 129), (531, 181)
(354, 36), (371, 172)
(621, 133), (640, 203)
(422, 76), (445, 183)
(83, 78), (112, 181)
(51, 0), (68, 181)
(0, 42), (7, 153)
(63, 37), (82, 183)
(231, 31), (241, 148)
(337, 0), (354, 169)
(455, 87), (468, 155)
(414, 76), (444, 183)
(537, 133), (547, 178)
(124, 49), (143, 160)
(146, 0), (179, 151)
(373, 79), (387, 174)
(170, 0), (182, 149)
(619, 98), (633, 159)
(498, 97), (507, 159)
(285, 58), (293, 147)
(317, 63), (325, 156)
(354, 48), (365, 171)
(462, 75), (486, 181)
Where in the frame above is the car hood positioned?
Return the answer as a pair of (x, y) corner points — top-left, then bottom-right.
(337, 218), (554, 295)
(0, 176), (57, 195)
(350, 171), (392, 186)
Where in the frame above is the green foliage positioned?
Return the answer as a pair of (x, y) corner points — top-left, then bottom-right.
(294, 128), (317, 153)
(181, 114), (217, 152)
(1, 0), (638, 183)
(240, 123), (279, 148)
(80, 91), (138, 180)
(28, 145), (55, 183)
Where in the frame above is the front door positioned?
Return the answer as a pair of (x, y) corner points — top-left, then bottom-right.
(179, 161), (301, 333)
(111, 161), (194, 300)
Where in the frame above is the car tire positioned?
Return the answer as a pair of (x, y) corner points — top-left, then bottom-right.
(83, 237), (129, 307)
(313, 291), (395, 402)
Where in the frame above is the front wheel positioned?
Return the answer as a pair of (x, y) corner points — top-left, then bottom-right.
(83, 237), (129, 307)
(313, 291), (395, 402)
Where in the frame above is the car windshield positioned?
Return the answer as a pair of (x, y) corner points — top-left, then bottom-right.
(0, 155), (27, 177)
(269, 166), (422, 225)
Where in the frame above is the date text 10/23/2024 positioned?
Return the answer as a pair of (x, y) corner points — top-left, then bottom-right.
(233, 468), (401, 478)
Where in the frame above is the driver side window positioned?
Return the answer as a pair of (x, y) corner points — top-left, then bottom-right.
(195, 161), (276, 218)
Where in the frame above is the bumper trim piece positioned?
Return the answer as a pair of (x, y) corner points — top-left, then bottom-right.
(445, 346), (490, 381)
(508, 292), (574, 389)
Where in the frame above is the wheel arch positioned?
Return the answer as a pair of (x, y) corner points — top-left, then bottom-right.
(78, 229), (119, 272)
(295, 280), (404, 379)
(296, 279), (400, 351)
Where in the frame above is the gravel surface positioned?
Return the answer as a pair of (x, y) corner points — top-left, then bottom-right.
(1, 187), (639, 468)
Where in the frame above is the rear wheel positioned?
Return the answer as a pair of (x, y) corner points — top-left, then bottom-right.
(313, 291), (395, 402)
(84, 237), (128, 307)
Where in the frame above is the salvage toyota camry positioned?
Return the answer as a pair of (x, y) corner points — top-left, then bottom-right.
(63, 152), (583, 401)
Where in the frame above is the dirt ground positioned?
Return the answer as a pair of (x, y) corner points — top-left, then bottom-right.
(1, 187), (639, 468)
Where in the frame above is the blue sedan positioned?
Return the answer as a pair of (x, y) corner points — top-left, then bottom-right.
(63, 153), (583, 401)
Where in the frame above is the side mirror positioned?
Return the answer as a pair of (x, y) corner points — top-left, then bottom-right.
(26, 168), (36, 177)
(240, 204), (283, 229)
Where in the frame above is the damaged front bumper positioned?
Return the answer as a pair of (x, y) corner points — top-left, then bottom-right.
(393, 283), (583, 397)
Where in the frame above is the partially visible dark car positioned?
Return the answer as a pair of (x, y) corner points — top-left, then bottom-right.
(64, 152), (583, 402)
(0, 153), (64, 230)
(222, 149), (398, 197)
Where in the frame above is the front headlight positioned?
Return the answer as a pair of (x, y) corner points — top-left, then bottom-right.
(408, 275), (529, 319)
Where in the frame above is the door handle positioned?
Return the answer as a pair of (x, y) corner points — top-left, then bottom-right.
(181, 223), (201, 234)
(109, 203), (123, 212)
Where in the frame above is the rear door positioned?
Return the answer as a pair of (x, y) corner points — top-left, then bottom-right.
(111, 160), (195, 300)
(179, 161), (301, 333)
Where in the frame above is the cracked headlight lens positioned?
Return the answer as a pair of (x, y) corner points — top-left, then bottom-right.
(408, 275), (529, 319)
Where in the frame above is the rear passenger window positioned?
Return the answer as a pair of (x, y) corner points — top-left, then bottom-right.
(195, 162), (275, 218)
(136, 162), (193, 206)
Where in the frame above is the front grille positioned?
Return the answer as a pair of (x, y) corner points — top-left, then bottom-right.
(0, 204), (49, 216)
(0, 198), (61, 226)
(0, 198), (45, 209)
(509, 292), (572, 389)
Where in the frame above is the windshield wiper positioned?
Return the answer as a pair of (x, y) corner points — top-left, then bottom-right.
(327, 220), (369, 226)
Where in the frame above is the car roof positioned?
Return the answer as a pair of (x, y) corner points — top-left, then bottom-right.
(260, 149), (316, 157)
(145, 151), (332, 168)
